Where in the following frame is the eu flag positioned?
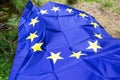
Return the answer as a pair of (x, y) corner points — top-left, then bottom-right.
(9, 0), (120, 80)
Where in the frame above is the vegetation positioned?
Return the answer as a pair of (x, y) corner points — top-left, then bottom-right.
(0, 0), (120, 80)
(0, 13), (19, 80)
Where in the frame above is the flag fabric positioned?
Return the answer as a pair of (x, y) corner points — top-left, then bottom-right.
(9, 0), (120, 80)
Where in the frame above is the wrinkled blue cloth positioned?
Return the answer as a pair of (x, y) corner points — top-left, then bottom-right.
(9, 0), (120, 80)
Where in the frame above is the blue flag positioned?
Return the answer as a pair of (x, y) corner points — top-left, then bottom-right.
(9, 0), (120, 80)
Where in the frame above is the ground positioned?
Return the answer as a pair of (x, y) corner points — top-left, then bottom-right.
(73, 1), (120, 38)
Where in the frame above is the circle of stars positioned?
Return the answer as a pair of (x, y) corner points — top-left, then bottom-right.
(26, 5), (103, 64)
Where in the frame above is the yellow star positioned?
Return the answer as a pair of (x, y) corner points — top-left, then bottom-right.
(87, 40), (102, 53)
(39, 10), (48, 15)
(31, 42), (43, 52)
(51, 6), (60, 12)
(26, 31), (38, 42)
(90, 22), (99, 28)
(47, 52), (64, 64)
(79, 13), (87, 18)
(70, 51), (86, 59)
(66, 8), (73, 13)
(29, 17), (39, 27)
(94, 33), (103, 39)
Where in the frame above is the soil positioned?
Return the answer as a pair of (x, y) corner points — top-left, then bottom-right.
(73, 2), (120, 39)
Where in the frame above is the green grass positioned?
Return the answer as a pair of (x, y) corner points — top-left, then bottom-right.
(99, 0), (120, 16)
(0, 31), (17, 80)
(78, 0), (102, 3)
(0, 58), (12, 80)
(0, 13), (19, 80)
(12, 0), (28, 12)
(11, 0), (118, 12)
(101, 0), (117, 8)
